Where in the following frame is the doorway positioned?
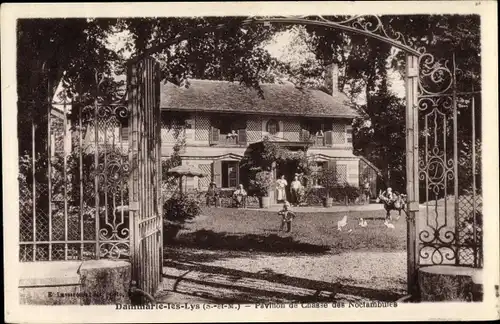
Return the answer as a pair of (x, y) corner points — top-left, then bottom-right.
(275, 159), (301, 204)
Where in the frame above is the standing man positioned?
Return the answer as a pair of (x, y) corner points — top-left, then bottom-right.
(363, 178), (371, 204)
(290, 175), (302, 207)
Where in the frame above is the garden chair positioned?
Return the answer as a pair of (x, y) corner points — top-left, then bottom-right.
(206, 194), (220, 207)
(233, 194), (247, 208)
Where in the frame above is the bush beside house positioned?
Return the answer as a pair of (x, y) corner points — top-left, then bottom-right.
(249, 171), (274, 208)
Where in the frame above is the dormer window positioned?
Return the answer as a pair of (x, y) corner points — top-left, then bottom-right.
(266, 119), (280, 135)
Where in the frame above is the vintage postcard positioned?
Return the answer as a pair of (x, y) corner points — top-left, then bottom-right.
(2, 1), (499, 323)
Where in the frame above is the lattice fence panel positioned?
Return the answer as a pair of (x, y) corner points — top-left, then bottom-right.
(198, 163), (213, 190)
(247, 117), (262, 142)
(19, 245), (34, 262)
(335, 164), (347, 184)
(195, 115), (210, 141)
(35, 244), (49, 261)
(19, 179), (34, 242)
(35, 184), (49, 241)
(332, 122), (345, 144)
(457, 195), (483, 266)
(51, 207), (65, 241)
(52, 117), (66, 154)
(161, 120), (178, 143)
(283, 120), (301, 141)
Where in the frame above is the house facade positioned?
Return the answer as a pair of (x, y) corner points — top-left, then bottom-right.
(157, 64), (364, 200)
(82, 64), (381, 202)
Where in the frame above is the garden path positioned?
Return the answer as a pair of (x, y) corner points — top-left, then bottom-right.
(158, 249), (406, 304)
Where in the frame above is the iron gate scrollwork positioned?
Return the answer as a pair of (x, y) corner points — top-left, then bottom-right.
(417, 52), (482, 267)
(19, 57), (163, 298)
(18, 88), (132, 261)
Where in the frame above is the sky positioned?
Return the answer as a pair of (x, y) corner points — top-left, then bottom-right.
(264, 28), (406, 102)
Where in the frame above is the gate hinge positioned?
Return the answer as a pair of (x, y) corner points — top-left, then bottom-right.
(407, 201), (420, 212)
(129, 202), (139, 211)
(407, 67), (418, 77)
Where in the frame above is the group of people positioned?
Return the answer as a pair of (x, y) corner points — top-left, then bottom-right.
(205, 173), (304, 209)
(205, 182), (247, 208)
(276, 174), (303, 206)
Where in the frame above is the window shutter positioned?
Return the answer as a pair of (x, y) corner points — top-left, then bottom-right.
(209, 126), (220, 145)
(345, 125), (353, 144)
(212, 160), (222, 188)
(327, 159), (337, 172)
(324, 131), (333, 146)
(238, 129), (247, 146)
(235, 162), (240, 186)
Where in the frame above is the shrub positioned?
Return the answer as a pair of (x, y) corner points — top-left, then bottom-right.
(317, 168), (339, 198)
(163, 195), (201, 228)
(249, 171), (273, 197)
(302, 185), (363, 206)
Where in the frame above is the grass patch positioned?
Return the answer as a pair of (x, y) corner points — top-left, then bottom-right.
(171, 207), (407, 253)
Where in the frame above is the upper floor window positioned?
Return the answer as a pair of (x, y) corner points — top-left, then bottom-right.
(266, 119), (280, 135)
(345, 125), (353, 144)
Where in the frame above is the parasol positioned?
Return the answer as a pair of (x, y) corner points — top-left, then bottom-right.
(167, 165), (206, 194)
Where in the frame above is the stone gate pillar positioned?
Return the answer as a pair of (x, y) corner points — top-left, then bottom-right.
(405, 54), (420, 298)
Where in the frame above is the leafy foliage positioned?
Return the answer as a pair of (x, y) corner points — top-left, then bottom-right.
(317, 168), (339, 198)
(163, 194), (201, 226)
(249, 171), (274, 197)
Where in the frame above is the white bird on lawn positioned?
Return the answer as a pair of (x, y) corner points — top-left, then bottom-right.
(337, 215), (348, 231)
(384, 220), (395, 229)
(347, 229), (353, 234)
(358, 218), (368, 228)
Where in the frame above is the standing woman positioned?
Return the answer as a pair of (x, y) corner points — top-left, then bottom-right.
(276, 175), (288, 203)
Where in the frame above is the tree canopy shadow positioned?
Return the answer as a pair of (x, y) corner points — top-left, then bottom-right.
(164, 246), (251, 263)
(170, 229), (331, 254)
(162, 260), (405, 303)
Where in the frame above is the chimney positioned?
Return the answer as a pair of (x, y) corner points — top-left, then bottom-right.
(324, 63), (339, 95)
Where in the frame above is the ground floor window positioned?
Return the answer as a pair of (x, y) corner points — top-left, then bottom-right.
(222, 161), (239, 188)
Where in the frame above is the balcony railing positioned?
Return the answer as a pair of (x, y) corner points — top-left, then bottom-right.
(219, 134), (239, 145)
(209, 128), (247, 146)
(311, 136), (326, 147)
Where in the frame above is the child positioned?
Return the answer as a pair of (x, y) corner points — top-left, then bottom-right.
(278, 201), (296, 233)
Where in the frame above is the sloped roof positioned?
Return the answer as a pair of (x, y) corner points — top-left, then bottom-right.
(160, 79), (358, 118)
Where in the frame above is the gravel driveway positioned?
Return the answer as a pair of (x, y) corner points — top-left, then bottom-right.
(161, 248), (407, 303)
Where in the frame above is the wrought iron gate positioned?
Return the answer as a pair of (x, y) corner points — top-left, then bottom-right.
(416, 52), (482, 270)
(128, 57), (163, 298)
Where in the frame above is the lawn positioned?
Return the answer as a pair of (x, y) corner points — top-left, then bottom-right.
(171, 207), (408, 254)
(162, 207), (409, 303)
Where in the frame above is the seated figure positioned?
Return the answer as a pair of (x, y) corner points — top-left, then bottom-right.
(205, 182), (220, 207)
(233, 184), (247, 208)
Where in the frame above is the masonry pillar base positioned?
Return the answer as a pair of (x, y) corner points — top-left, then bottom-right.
(418, 265), (483, 302)
(19, 260), (131, 305)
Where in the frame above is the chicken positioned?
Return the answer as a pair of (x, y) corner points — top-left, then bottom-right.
(358, 218), (368, 227)
(337, 215), (348, 231)
(384, 220), (395, 229)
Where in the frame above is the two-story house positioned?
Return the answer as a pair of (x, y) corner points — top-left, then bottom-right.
(154, 63), (364, 201)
